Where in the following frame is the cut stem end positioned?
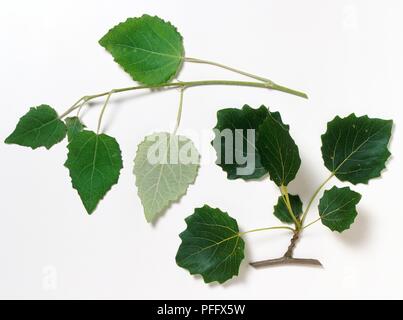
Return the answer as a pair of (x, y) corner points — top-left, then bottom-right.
(250, 257), (323, 268)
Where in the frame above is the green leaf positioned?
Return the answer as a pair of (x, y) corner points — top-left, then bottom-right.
(321, 114), (393, 185)
(319, 186), (362, 232)
(99, 14), (184, 85)
(133, 133), (200, 223)
(176, 205), (245, 284)
(212, 105), (269, 180)
(5, 105), (67, 149)
(256, 111), (301, 186)
(65, 130), (123, 214)
(273, 194), (303, 224)
(65, 117), (85, 142)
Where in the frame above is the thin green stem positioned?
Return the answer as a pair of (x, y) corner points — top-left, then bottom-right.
(303, 217), (321, 230)
(240, 225), (294, 236)
(96, 90), (114, 134)
(271, 83), (309, 99)
(76, 99), (88, 117)
(173, 87), (185, 135)
(185, 57), (271, 83)
(300, 173), (335, 226)
(59, 79), (308, 120)
(76, 105), (83, 117)
(280, 185), (301, 230)
(59, 97), (86, 119)
(185, 57), (308, 99)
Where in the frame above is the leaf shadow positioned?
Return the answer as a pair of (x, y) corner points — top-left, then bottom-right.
(288, 157), (324, 201)
(81, 87), (180, 133)
(149, 201), (181, 228)
(149, 181), (200, 229)
(103, 88), (179, 133)
(335, 206), (370, 247)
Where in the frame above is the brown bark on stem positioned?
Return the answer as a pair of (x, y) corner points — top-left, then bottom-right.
(250, 231), (323, 268)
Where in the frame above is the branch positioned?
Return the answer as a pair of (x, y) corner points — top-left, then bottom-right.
(250, 257), (322, 268)
(59, 79), (308, 120)
(249, 231), (323, 268)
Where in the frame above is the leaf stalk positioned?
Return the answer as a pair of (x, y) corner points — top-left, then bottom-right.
(300, 173), (335, 225)
(280, 185), (301, 230)
(240, 225), (295, 236)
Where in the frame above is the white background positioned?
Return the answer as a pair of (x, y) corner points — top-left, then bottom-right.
(0, 0), (402, 299)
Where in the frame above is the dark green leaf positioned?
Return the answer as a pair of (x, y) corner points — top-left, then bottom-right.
(65, 117), (85, 142)
(65, 130), (123, 214)
(212, 105), (270, 180)
(273, 194), (303, 224)
(5, 105), (66, 149)
(176, 205), (245, 284)
(99, 14), (184, 85)
(256, 111), (301, 186)
(321, 114), (393, 184)
(318, 186), (361, 232)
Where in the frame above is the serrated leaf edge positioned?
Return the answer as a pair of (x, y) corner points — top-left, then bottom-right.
(5, 105), (67, 150)
(64, 130), (123, 214)
(133, 133), (200, 223)
(319, 186), (362, 233)
(321, 113), (393, 185)
(99, 14), (185, 85)
(212, 104), (270, 181)
(177, 205), (245, 284)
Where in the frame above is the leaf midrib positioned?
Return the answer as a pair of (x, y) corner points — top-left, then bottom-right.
(333, 124), (389, 173)
(88, 135), (100, 205)
(179, 233), (240, 264)
(9, 117), (58, 141)
(111, 43), (182, 60)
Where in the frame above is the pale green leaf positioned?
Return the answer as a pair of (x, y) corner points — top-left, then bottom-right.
(133, 133), (200, 223)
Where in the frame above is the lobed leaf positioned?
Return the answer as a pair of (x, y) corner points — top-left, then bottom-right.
(99, 14), (184, 85)
(273, 194), (303, 224)
(321, 114), (393, 184)
(65, 130), (123, 214)
(133, 133), (200, 223)
(5, 105), (67, 149)
(318, 186), (362, 232)
(176, 205), (245, 284)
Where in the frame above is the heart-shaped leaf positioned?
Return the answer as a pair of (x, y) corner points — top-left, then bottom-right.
(65, 130), (123, 214)
(256, 111), (301, 186)
(133, 133), (200, 223)
(99, 14), (184, 85)
(176, 205), (245, 284)
(5, 105), (66, 149)
(321, 114), (393, 184)
(318, 186), (361, 232)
